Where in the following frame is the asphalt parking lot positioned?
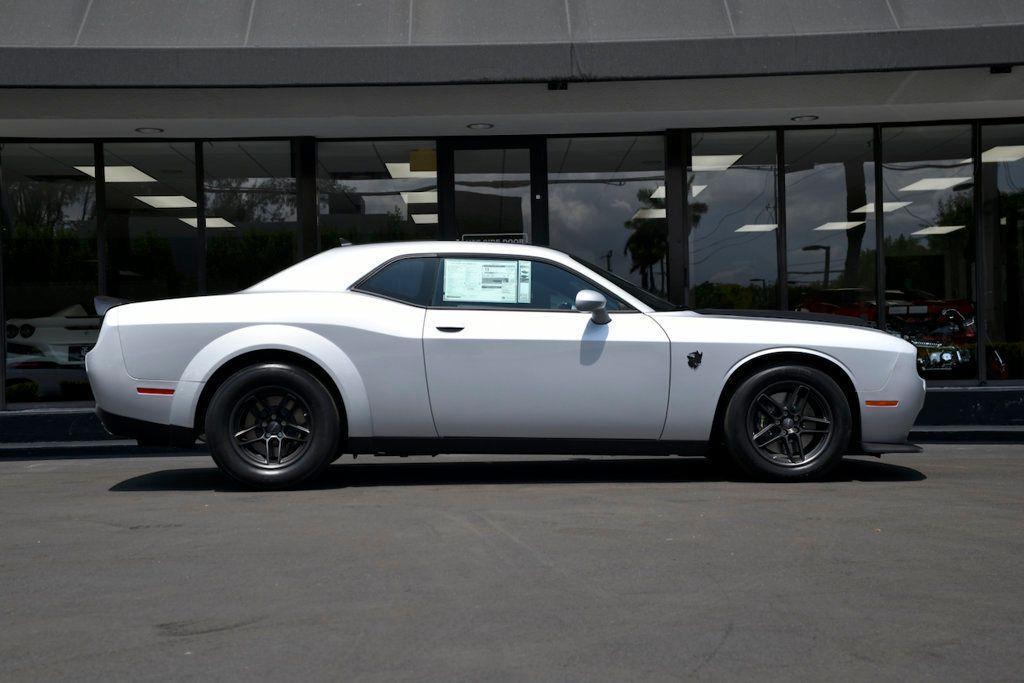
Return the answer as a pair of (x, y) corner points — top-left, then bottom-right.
(1, 444), (1022, 681)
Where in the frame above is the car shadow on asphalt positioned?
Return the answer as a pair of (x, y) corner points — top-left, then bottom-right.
(109, 456), (926, 492)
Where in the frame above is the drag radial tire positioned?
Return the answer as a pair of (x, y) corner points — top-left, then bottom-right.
(205, 363), (341, 489)
(722, 365), (851, 481)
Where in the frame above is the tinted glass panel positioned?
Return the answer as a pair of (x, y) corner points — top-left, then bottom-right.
(318, 141), (438, 248)
(785, 128), (878, 322)
(689, 131), (779, 309)
(357, 257), (437, 306)
(434, 257), (621, 310)
(548, 136), (668, 299)
(453, 148), (531, 242)
(1, 143), (97, 404)
(980, 123), (1024, 380)
(103, 143), (199, 301)
(203, 141), (298, 293)
(881, 125), (976, 379)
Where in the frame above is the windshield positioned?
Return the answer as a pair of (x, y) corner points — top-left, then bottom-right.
(569, 256), (682, 312)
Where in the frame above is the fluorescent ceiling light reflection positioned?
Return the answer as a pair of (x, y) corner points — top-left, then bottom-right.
(385, 162), (436, 179)
(74, 165), (157, 183)
(898, 177), (970, 192)
(911, 225), (965, 236)
(814, 221), (865, 231)
(851, 201), (911, 213)
(692, 154), (742, 171)
(735, 223), (777, 232)
(692, 184), (707, 197)
(179, 217), (235, 228)
(411, 213), (439, 224)
(135, 195), (196, 209)
(631, 208), (666, 220)
(981, 145), (1024, 163)
(650, 186), (665, 200)
(400, 190), (438, 204)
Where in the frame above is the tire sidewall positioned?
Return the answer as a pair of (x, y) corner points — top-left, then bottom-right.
(206, 363), (341, 488)
(723, 365), (851, 481)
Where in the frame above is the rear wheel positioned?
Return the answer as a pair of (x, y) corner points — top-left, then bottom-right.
(205, 363), (341, 488)
(723, 365), (851, 481)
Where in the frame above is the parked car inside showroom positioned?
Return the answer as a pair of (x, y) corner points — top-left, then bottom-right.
(85, 242), (926, 488)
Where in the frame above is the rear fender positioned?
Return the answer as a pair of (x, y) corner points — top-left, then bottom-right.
(168, 324), (371, 436)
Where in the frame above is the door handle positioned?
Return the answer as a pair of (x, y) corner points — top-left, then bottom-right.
(436, 326), (464, 333)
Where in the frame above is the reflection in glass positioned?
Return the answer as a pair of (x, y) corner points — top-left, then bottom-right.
(689, 131), (778, 309)
(980, 124), (1024, 380)
(881, 126), (976, 379)
(318, 141), (438, 248)
(103, 143), (199, 301)
(785, 128), (877, 322)
(548, 136), (667, 297)
(453, 148), (531, 242)
(1, 143), (98, 403)
(203, 141), (298, 293)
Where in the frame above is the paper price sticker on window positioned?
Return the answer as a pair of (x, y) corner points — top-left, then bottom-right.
(443, 258), (531, 304)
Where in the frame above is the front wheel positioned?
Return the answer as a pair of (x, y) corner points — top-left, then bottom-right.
(722, 365), (851, 481)
(205, 363), (341, 488)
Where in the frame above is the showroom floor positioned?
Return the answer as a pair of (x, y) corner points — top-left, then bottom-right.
(1, 446), (1021, 681)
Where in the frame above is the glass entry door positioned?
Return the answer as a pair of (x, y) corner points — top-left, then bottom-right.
(439, 138), (547, 245)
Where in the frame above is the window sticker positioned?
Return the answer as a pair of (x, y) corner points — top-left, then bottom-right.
(442, 258), (533, 304)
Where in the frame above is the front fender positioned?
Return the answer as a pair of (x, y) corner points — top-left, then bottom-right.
(723, 347), (861, 388)
(168, 324), (372, 437)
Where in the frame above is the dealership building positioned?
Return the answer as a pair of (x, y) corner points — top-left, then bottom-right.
(1, 0), (1023, 432)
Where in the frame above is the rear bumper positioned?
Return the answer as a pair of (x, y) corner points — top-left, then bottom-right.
(96, 408), (195, 447)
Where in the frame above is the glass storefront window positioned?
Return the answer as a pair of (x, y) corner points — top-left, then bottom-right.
(548, 136), (668, 298)
(881, 126), (976, 379)
(980, 124), (1024, 380)
(318, 141), (438, 248)
(785, 128), (877, 322)
(203, 141), (298, 293)
(1, 143), (98, 403)
(103, 143), (199, 301)
(452, 147), (532, 243)
(689, 131), (779, 309)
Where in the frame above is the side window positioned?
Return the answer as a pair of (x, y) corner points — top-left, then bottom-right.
(433, 257), (623, 311)
(355, 257), (438, 306)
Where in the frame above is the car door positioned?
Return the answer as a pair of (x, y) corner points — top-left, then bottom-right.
(423, 255), (671, 439)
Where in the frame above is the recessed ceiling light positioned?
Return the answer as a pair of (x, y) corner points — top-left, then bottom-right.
(735, 223), (777, 232)
(851, 201), (912, 213)
(649, 186), (666, 200)
(692, 184), (707, 197)
(814, 221), (865, 231)
(898, 177), (970, 192)
(400, 191), (439, 204)
(692, 154), (742, 171)
(385, 162), (436, 179)
(74, 165), (157, 183)
(411, 213), (439, 224)
(467, 123), (494, 130)
(631, 208), (666, 220)
(790, 115), (819, 122)
(134, 127), (164, 134)
(981, 145), (1024, 163)
(134, 195), (196, 209)
(179, 217), (235, 228)
(911, 225), (965, 236)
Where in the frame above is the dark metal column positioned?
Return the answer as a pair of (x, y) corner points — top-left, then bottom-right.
(94, 143), (111, 296)
(665, 130), (687, 306)
(0, 145), (8, 410)
(529, 138), (549, 246)
(194, 141), (207, 294)
(775, 130), (788, 310)
(437, 139), (456, 240)
(293, 137), (318, 258)
(972, 121), (987, 383)
(873, 125), (887, 331)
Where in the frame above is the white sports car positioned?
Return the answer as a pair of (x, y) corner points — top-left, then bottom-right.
(86, 241), (925, 487)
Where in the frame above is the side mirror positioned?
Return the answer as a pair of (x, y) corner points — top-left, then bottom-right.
(575, 289), (611, 325)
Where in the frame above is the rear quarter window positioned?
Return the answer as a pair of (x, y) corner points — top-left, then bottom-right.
(354, 257), (438, 306)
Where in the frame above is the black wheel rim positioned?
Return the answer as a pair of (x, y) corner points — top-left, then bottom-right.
(745, 380), (834, 467)
(230, 386), (312, 469)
